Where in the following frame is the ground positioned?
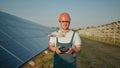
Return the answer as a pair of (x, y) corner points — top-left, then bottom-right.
(23, 37), (120, 68)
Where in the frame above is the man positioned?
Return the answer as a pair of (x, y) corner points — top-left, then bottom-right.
(49, 12), (81, 68)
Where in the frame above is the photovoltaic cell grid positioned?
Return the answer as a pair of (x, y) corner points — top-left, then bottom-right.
(0, 11), (54, 68)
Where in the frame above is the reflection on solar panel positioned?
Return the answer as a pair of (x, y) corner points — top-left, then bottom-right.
(0, 11), (54, 68)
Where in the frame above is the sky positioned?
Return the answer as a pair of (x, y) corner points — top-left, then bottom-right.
(0, 0), (120, 29)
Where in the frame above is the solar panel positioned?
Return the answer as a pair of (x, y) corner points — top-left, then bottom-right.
(0, 11), (54, 68)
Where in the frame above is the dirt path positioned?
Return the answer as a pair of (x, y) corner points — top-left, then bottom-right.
(77, 37), (120, 68)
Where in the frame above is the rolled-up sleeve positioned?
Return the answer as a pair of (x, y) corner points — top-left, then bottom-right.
(49, 37), (56, 45)
(73, 32), (81, 46)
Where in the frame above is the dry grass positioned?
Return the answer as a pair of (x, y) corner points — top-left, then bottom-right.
(23, 50), (54, 68)
(22, 37), (120, 68)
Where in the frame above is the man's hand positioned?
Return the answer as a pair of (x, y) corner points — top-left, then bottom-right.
(65, 47), (74, 54)
(49, 43), (61, 54)
(66, 45), (81, 54)
(55, 46), (61, 54)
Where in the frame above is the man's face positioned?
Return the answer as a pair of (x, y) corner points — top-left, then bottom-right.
(59, 21), (70, 30)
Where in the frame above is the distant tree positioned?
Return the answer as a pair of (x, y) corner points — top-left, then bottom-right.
(86, 26), (91, 29)
(51, 26), (59, 30)
(78, 28), (82, 30)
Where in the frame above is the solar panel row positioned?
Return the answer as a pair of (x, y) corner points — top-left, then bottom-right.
(0, 11), (54, 68)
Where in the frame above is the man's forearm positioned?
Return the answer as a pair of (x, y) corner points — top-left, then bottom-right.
(73, 48), (80, 53)
(73, 46), (81, 53)
(49, 46), (56, 52)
